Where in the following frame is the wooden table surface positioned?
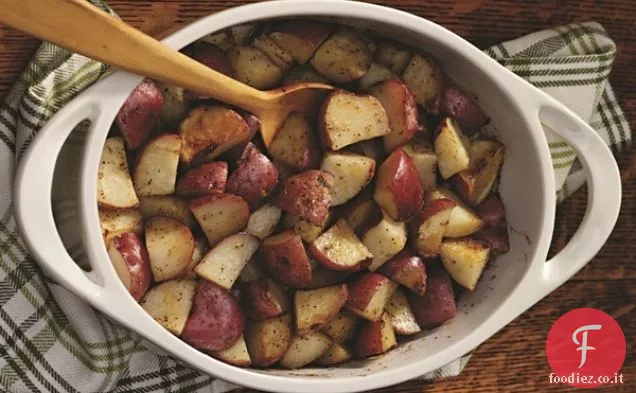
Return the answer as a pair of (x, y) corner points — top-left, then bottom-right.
(1, 1), (633, 392)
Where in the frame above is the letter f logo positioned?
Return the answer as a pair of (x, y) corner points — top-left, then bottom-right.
(572, 324), (602, 368)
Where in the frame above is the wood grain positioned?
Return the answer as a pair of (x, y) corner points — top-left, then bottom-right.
(0, 1), (633, 392)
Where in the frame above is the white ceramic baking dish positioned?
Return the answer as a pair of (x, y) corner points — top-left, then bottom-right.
(14, 1), (621, 392)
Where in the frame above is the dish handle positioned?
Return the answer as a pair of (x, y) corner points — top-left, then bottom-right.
(523, 81), (622, 296)
(14, 96), (109, 304)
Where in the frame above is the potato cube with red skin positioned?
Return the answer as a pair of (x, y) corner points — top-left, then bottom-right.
(320, 152), (376, 206)
(374, 148), (424, 221)
(358, 63), (395, 92)
(452, 140), (505, 206)
(140, 279), (197, 336)
(321, 309), (357, 343)
(228, 46), (284, 90)
(116, 78), (164, 150)
(139, 196), (196, 228)
(282, 211), (332, 243)
(402, 137), (438, 192)
(259, 230), (313, 288)
(311, 30), (372, 84)
(279, 332), (333, 369)
(226, 143), (279, 208)
(108, 233), (151, 302)
(182, 42), (234, 99)
(268, 113), (321, 171)
(253, 34), (294, 70)
(409, 198), (456, 258)
(188, 193), (249, 246)
(374, 39), (412, 74)
(440, 238), (491, 290)
(179, 106), (252, 165)
(354, 313), (397, 358)
(402, 53), (444, 113)
(474, 194), (509, 253)
(379, 249), (427, 296)
(476, 194), (506, 227)
(212, 334), (251, 368)
(134, 134), (182, 197)
(145, 217), (195, 282)
(98, 137), (139, 210)
(429, 187), (484, 238)
(369, 79), (421, 152)
(181, 280), (245, 352)
(319, 90), (391, 151)
(362, 210), (408, 272)
(245, 314), (293, 368)
(310, 219), (373, 272)
(295, 284), (348, 335)
(268, 21), (333, 64)
(440, 81), (488, 136)
(407, 265), (456, 327)
(346, 273), (398, 321)
(242, 278), (290, 320)
(385, 288), (421, 336)
(99, 208), (142, 246)
(176, 162), (228, 198)
(344, 198), (381, 235)
(277, 170), (334, 227)
(306, 265), (351, 290)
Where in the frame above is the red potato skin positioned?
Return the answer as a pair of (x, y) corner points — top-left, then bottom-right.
(116, 78), (164, 150)
(407, 265), (456, 327)
(346, 272), (392, 316)
(277, 170), (334, 226)
(375, 148), (424, 220)
(226, 143), (279, 208)
(259, 233), (313, 288)
(354, 317), (396, 358)
(440, 82), (488, 136)
(371, 79), (421, 151)
(270, 21), (332, 46)
(379, 249), (427, 296)
(176, 162), (228, 198)
(110, 233), (151, 301)
(242, 279), (288, 320)
(309, 243), (372, 273)
(409, 198), (457, 238)
(181, 280), (245, 352)
(183, 42), (234, 99)
(475, 194), (509, 253)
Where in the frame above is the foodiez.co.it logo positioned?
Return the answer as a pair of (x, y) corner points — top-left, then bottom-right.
(546, 308), (626, 388)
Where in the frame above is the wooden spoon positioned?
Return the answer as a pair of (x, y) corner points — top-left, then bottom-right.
(0, 0), (334, 146)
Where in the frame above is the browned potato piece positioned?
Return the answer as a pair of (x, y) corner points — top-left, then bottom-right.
(140, 279), (197, 336)
(99, 208), (143, 246)
(242, 278), (290, 320)
(370, 79), (421, 152)
(134, 134), (181, 197)
(429, 187), (484, 238)
(311, 30), (372, 84)
(346, 273), (397, 321)
(182, 42), (234, 99)
(344, 198), (381, 235)
(179, 236), (207, 280)
(358, 63), (395, 91)
(175, 162), (228, 198)
(246, 203), (283, 240)
(374, 39), (413, 74)
(306, 264), (351, 290)
(362, 210), (407, 272)
(268, 21), (333, 64)
(402, 52), (444, 112)
(98, 137), (139, 209)
(316, 342), (353, 366)
(179, 106), (252, 165)
(385, 288), (421, 335)
(440, 81), (489, 136)
(409, 198), (456, 258)
(434, 116), (472, 179)
(320, 152), (375, 206)
(379, 250), (427, 296)
(108, 232), (152, 302)
(321, 309), (358, 343)
(194, 233), (260, 289)
(310, 219), (373, 272)
(402, 137), (438, 192)
(319, 90), (390, 151)
(354, 313), (397, 358)
(116, 79), (164, 150)
(277, 170), (334, 227)
(283, 64), (329, 85)
(139, 196), (196, 228)
(253, 34), (294, 70)
(268, 113), (321, 171)
(440, 238), (491, 290)
(188, 193), (249, 246)
(260, 230), (313, 288)
(238, 259), (265, 284)
(374, 148), (424, 221)
(212, 335), (251, 368)
(157, 82), (189, 128)
(145, 217), (195, 282)
(228, 46), (284, 90)
(451, 140), (505, 206)
(407, 265), (456, 327)
(282, 211), (332, 243)
(279, 332), (333, 369)
(245, 314), (293, 367)
(295, 284), (348, 335)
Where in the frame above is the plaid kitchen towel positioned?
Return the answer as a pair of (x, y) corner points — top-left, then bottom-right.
(0, 0), (630, 390)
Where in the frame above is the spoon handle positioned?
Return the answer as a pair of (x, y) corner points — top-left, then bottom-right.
(0, 0), (268, 113)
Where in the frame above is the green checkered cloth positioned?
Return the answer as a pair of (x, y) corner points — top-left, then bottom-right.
(0, 1), (630, 390)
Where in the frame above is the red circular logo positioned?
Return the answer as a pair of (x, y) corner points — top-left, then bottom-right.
(546, 308), (626, 388)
